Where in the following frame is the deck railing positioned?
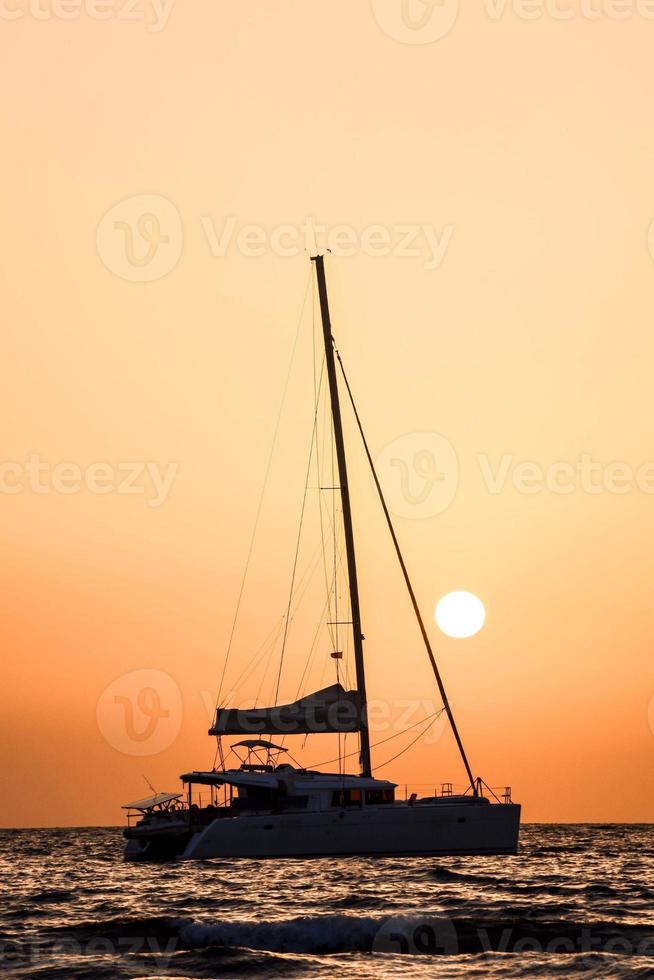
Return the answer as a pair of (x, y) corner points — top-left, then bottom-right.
(398, 782), (514, 803)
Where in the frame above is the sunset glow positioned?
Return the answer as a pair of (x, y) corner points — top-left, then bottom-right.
(2, 5), (654, 831)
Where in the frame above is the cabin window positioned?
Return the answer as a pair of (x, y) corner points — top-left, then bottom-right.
(278, 794), (308, 811)
(234, 788), (273, 811)
(365, 789), (394, 805)
(234, 787), (309, 813)
(331, 789), (364, 808)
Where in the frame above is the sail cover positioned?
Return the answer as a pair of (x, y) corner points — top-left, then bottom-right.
(209, 683), (362, 736)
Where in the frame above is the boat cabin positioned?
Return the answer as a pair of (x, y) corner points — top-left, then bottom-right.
(179, 762), (397, 819)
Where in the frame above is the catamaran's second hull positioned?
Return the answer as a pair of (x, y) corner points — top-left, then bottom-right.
(175, 801), (520, 860)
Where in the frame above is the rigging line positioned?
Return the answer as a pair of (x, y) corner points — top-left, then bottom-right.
(316, 489), (351, 612)
(229, 531), (325, 697)
(311, 280), (330, 628)
(314, 360), (334, 648)
(216, 268), (313, 708)
(278, 602), (333, 755)
(244, 529), (331, 700)
(318, 456), (338, 653)
(335, 348), (477, 793)
(284, 533), (329, 625)
(292, 593), (333, 701)
(331, 366), (339, 663)
(256, 541), (327, 710)
(142, 774), (157, 795)
(310, 275), (337, 652)
(229, 523), (334, 696)
(241, 635), (279, 710)
(255, 629), (283, 708)
(317, 548), (347, 692)
(279, 592), (334, 754)
(315, 345), (338, 650)
(228, 615), (286, 695)
(247, 551), (327, 716)
(374, 716), (440, 771)
(305, 708), (445, 770)
(272, 367), (325, 707)
(311, 538), (348, 694)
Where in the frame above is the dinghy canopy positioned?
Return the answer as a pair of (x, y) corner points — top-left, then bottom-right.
(210, 683), (362, 736)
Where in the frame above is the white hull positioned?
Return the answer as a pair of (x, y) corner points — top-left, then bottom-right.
(177, 801), (520, 860)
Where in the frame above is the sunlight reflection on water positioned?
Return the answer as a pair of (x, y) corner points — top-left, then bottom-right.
(1, 825), (653, 979)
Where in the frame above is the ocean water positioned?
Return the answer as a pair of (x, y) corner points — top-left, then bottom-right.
(1, 825), (653, 979)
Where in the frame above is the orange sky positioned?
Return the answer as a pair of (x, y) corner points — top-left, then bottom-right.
(2, 3), (654, 826)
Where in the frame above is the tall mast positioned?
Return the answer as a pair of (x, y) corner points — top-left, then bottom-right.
(312, 254), (372, 777)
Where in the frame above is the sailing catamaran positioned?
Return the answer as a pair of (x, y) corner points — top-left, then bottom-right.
(123, 256), (521, 860)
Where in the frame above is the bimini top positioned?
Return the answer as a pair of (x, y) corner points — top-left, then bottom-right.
(232, 740), (287, 751)
(210, 683), (361, 737)
(121, 792), (182, 811)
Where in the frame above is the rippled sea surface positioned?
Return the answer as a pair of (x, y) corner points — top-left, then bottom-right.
(1, 825), (653, 979)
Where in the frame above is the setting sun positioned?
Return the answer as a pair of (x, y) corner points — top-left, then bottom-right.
(435, 591), (486, 639)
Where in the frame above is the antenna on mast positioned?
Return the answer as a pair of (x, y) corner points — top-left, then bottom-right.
(142, 774), (157, 796)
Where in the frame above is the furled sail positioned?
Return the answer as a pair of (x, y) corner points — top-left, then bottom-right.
(209, 683), (362, 736)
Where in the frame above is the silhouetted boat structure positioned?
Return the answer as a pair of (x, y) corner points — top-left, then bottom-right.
(123, 256), (521, 860)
